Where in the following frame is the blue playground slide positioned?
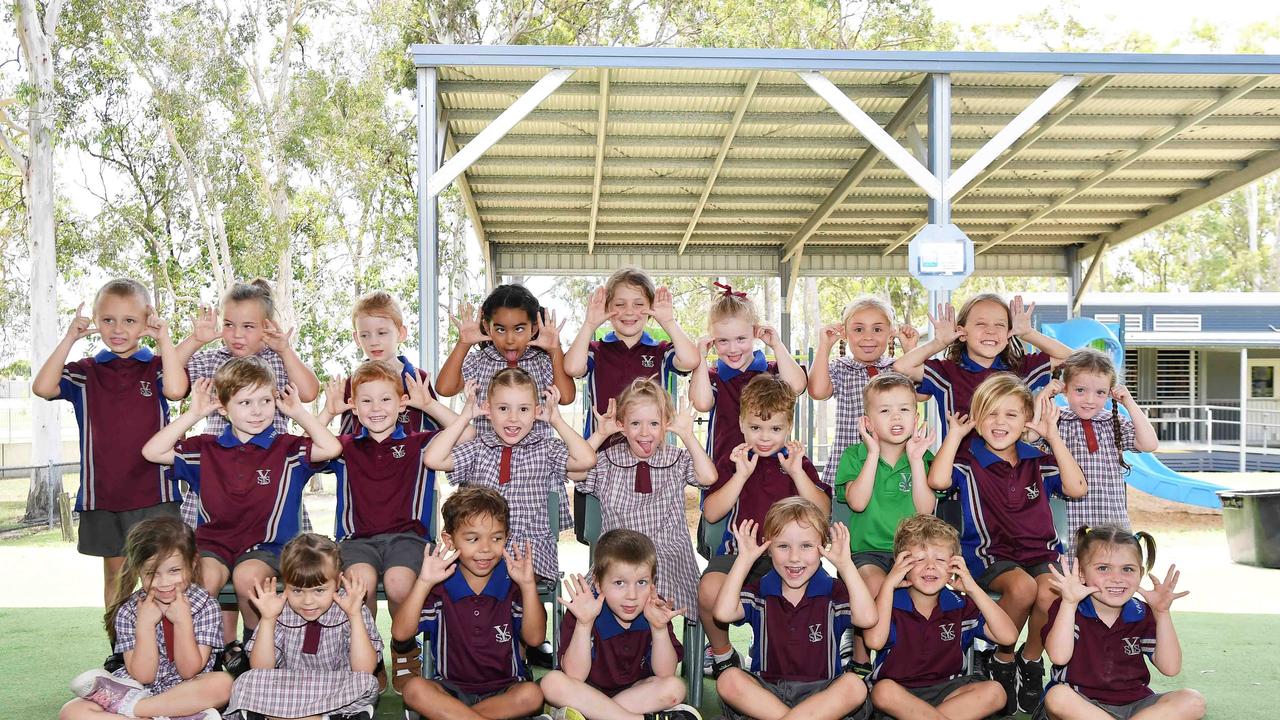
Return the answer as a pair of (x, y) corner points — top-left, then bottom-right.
(1039, 317), (1225, 509)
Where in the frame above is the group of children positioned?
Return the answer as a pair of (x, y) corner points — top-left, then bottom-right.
(38, 266), (1204, 720)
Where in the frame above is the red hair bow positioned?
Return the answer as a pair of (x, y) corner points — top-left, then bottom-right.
(714, 282), (746, 298)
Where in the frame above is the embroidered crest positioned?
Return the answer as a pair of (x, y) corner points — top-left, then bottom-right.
(640, 354), (655, 368)
(398, 410), (410, 424)
(391, 445), (406, 459)
(1026, 484), (1041, 500)
(898, 473), (911, 493)
(139, 380), (153, 397)
(939, 622), (956, 641)
(256, 469), (272, 486)
(494, 624), (512, 643)
(808, 623), (823, 643)
(1123, 637), (1142, 656)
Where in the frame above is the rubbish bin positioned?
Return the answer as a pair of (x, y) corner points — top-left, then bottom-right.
(1217, 489), (1280, 569)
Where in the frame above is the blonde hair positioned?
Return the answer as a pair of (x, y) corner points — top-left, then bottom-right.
(615, 377), (674, 426)
(1057, 348), (1130, 471)
(487, 366), (539, 404)
(280, 533), (341, 589)
(740, 373), (796, 423)
(94, 278), (151, 314)
(351, 290), (405, 330)
(862, 371), (917, 407)
(350, 359), (403, 399)
(212, 355), (277, 406)
(762, 496), (829, 543)
(708, 283), (759, 327)
(969, 372), (1034, 427)
(893, 513), (960, 556)
(946, 293), (1025, 369)
(838, 296), (895, 357)
(604, 267), (656, 306)
(223, 278), (277, 323)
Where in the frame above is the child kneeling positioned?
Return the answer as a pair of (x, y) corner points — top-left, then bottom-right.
(714, 498), (877, 720)
(541, 529), (701, 720)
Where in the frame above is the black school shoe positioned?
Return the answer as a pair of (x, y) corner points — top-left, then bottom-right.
(710, 648), (745, 679)
(103, 652), (125, 673)
(1016, 645), (1046, 713)
(219, 640), (250, 678)
(987, 653), (1019, 716)
(526, 641), (555, 669)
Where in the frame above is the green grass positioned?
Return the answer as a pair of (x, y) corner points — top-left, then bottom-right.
(2, 608), (1277, 719)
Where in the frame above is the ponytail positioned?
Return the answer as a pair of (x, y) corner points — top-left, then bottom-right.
(1075, 524), (1157, 573)
(1111, 410), (1132, 473)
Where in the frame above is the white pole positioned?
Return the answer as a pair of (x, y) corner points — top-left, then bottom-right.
(1240, 347), (1248, 471)
(418, 67), (440, 376)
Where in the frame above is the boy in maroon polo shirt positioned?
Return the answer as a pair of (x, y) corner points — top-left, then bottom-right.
(540, 529), (700, 720)
(865, 514), (1015, 719)
(713, 498), (876, 720)
(392, 487), (549, 720)
(696, 375), (831, 677)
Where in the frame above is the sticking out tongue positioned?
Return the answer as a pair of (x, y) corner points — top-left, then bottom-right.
(504, 349), (520, 363)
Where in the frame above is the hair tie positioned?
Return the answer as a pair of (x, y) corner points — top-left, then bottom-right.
(713, 282), (746, 299)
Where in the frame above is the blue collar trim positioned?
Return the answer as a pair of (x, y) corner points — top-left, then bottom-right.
(969, 435), (1046, 468)
(1079, 596), (1147, 623)
(959, 350), (1007, 372)
(716, 349), (768, 380)
(603, 331), (659, 347)
(216, 425), (278, 449)
(595, 603), (649, 640)
(443, 559), (512, 601)
(94, 346), (154, 363)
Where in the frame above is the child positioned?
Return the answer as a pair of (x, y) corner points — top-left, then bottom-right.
(712, 499), (876, 720)
(224, 533), (382, 720)
(62, 516), (230, 720)
(1048, 349), (1159, 558)
(864, 514), (1015, 720)
(32, 280), (187, 607)
(927, 373), (1087, 715)
(572, 378), (717, 614)
(392, 487), (549, 720)
(893, 294), (1070, 431)
(808, 296), (919, 488)
(425, 369), (595, 582)
(540, 529), (701, 720)
(688, 283), (806, 465)
(141, 357), (342, 662)
(1038, 526), (1204, 720)
(696, 374), (830, 678)
(564, 267), (700, 441)
(832, 372), (936, 674)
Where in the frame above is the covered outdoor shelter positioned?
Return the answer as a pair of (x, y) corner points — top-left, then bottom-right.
(407, 45), (1280, 376)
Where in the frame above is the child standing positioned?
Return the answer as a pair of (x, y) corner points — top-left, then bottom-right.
(1038, 526), (1204, 720)
(392, 487), (550, 720)
(225, 534), (382, 720)
(142, 358), (342, 663)
(808, 296), (918, 488)
(688, 284), (806, 465)
(540, 529), (701, 720)
(713, 499), (876, 720)
(832, 372), (936, 674)
(1048, 349), (1159, 558)
(33, 280), (187, 606)
(927, 373), (1087, 715)
(864, 514), (1015, 720)
(62, 516), (231, 720)
(572, 378), (716, 614)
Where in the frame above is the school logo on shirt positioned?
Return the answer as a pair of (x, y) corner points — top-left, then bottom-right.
(898, 473), (911, 493)
(399, 410), (410, 424)
(1025, 484), (1040, 500)
(139, 380), (153, 397)
(808, 624), (823, 643)
(1123, 637), (1142, 656)
(939, 623), (956, 641)
(256, 469), (272, 486)
(391, 445), (406, 459)
(494, 624), (512, 643)
(640, 355), (655, 368)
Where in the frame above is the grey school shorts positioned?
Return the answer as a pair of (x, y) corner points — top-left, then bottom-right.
(78, 502), (182, 557)
(721, 672), (871, 720)
(200, 548), (282, 575)
(340, 532), (428, 574)
(852, 551), (894, 573)
(1032, 690), (1166, 720)
(977, 559), (1060, 594)
(870, 673), (992, 717)
(435, 678), (533, 706)
(702, 553), (774, 585)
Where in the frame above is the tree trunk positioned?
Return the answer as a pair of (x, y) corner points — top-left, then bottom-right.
(1245, 183), (1260, 290)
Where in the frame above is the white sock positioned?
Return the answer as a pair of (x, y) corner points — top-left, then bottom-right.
(712, 648), (734, 662)
(117, 688), (147, 718)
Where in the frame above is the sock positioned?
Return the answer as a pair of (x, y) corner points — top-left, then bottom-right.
(712, 646), (734, 663)
(991, 655), (1013, 665)
(118, 688), (147, 718)
(391, 637), (418, 654)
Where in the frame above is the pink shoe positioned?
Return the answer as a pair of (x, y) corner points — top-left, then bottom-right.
(69, 669), (148, 714)
(156, 711), (220, 720)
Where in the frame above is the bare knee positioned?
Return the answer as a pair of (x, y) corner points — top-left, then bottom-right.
(655, 674), (687, 707)
(716, 667), (751, 701)
(1044, 684), (1076, 713)
(870, 677), (901, 705)
(831, 672), (868, 704)
(1167, 689), (1206, 718)
(858, 566), (886, 597)
(698, 573), (724, 610)
(1001, 572), (1037, 609)
(976, 679), (1005, 710)
(539, 670), (570, 701)
(1034, 577), (1058, 610)
(204, 671), (234, 701)
(508, 681), (545, 713)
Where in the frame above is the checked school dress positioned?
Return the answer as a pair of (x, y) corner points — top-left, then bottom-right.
(111, 585), (223, 694)
(578, 442), (702, 614)
(1058, 408), (1138, 558)
(226, 598), (382, 718)
(822, 355), (896, 487)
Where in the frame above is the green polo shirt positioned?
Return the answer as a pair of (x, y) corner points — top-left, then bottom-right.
(833, 443), (934, 554)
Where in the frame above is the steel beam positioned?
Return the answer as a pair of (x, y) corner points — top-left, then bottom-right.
(416, 67), (440, 375)
(587, 70), (609, 253)
(1072, 241), (1107, 315)
(679, 71), (761, 254)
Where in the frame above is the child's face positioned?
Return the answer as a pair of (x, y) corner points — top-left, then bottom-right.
(596, 561), (655, 623)
(220, 382), (277, 437)
(768, 520), (824, 590)
(484, 384), (538, 445)
(221, 300), (268, 357)
(845, 307), (892, 363)
(1080, 545), (1144, 608)
(286, 573), (339, 621)
(95, 293), (149, 356)
(976, 395), (1029, 451)
(620, 400), (665, 458)
(485, 307), (535, 363)
(352, 378), (408, 434)
(902, 542), (954, 596)
(711, 316), (756, 370)
(354, 313), (407, 362)
(608, 284), (652, 339)
(740, 410), (791, 457)
(1064, 371), (1112, 420)
(865, 386), (918, 447)
(142, 551), (190, 604)
(961, 300), (1011, 361)
(443, 513), (508, 580)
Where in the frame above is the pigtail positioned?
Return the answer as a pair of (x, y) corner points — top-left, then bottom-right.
(1133, 531), (1157, 572)
(838, 338), (847, 357)
(1111, 409), (1131, 473)
(1073, 525), (1091, 563)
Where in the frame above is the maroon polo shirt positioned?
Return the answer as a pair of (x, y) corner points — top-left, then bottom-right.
(737, 567), (852, 683)
(919, 350), (1052, 440)
(952, 436), (1064, 578)
(340, 355), (440, 435)
(706, 351), (779, 463)
(557, 605), (683, 696)
(708, 451), (828, 555)
(870, 588), (986, 688)
(57, 348), (177, 512)
(583, 332), (682, 439)
(417, 560), (528, 695)
(172, 428), (315, 565)
(1042, 597), (1158, 706)
(332, 426), (439, 540)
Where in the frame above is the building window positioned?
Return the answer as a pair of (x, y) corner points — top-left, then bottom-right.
(1250, 361), (1280, 400)
(1152, 314), (1201, 332)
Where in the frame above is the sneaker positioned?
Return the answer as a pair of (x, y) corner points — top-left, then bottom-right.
(549, 709), (587, 720)
(156, 710), (220, 720)
(1016, 646), (1046, 713)
(373, 659), (388, 692)
(644, 707), (702, 720)
(220, 639), (250, 677)
(710, 649), (744, 679)
(69, 669), (148, 715)
(329, 705), (375, 720)
(987, 654), (1018, 716)
(846, 660), (874, 677)
(526, 641), (555, 669)
(103, 652), (125, 674)
(838, 628), (855, 666)
(390, 640), (422, 694)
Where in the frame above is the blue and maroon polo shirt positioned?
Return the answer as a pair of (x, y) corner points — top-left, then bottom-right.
(735, 567), (852, 683)
(331, 425), (439, 540)
(417, 560), (528, 695)
(582, 332), (683, 438)
(339, 354), (440, 436)
(920, 350), (1052, 440)
(557, 603), (684, 696)
(870, 587), (986, 688)
(1042, 597), (1158, 706)
(709, 451), (829, 556)
(706, 350), (780, 463)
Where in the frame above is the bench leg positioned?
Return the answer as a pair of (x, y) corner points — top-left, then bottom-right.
(684, 616), (705, 709)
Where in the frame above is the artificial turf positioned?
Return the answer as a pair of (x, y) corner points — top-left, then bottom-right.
(2, 607), (1275, 719)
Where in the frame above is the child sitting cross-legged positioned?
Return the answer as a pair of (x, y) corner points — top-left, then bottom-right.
(540, 529), (702, 720)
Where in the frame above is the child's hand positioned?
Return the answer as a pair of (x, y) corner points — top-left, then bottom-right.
(64, 302), (96, 341)
(336, 573), (367, 618)
(1010, 295), (1036, 337)
(778, 440), (805, 475)
(537, 386), (563, 423)
(928, 303), (964, 345)
(1027, 392), (1061, 439)
(418, 542), (459, 586)
(503, 540), (537, 587)
(559, 573), (604, 625)
(819, 522), (855, 573)
(896, 323), (920, 353)
(732, 519), (771, 562)
(1047, 557), (1099, 605)
(591, 397), (623, 438)
(947, 556), (976, 595)
(584, 287), (616, 329)
(450, 303), (490, 346)
(1111, 384), (1135, 407)
(248, 577), (286, 622)
(696, 335), (715, 359)
(262, 320), (296, 353)
(137, 588), (164, 628)
(188, 377), (220, 418)
(755, 324), (780, 349)
(945, 411), (975, 438)
(1138, 564), (1189, 614)
(191, 305), (221, 345)
(324, 376), (352, 418)
(857, 415), (877, 450)
(461, 380), (483, 421)
(817, 322), (844, 350)
(906, 423), (935, 460)
(649, 286), (676, 325)
(886, 549), (920, 589)
(669, 398), (697, 439)
(160, 582), (193, 625)
(531, 308), (565, 353)
(144, 307), (170, 343)
(643, 595), (684, 628)
(730, 442), (758, 477)
(404, 371), (432, 410)
(275, 383), (303, 419)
